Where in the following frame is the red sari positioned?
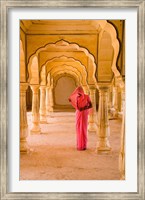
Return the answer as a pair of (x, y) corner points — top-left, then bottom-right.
(69, 87), (92, 150)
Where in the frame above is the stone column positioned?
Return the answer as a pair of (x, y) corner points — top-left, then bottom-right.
(46, 86), (50, 115)
(20, 83), (29, 153)
(39, 86), (47, 123)
(108, 87), (113, 111)
(119, 87), (125, 179)
(121, 87), (125, 113)
(108, 87), (113, 119)
(97, 86), (111, 152)
(88, 87), (97, 132)
(112, 86), (119, 117)
(49, 86), (54, 112)
(30, 85), (41, 134)
(82, 85), (89, 95)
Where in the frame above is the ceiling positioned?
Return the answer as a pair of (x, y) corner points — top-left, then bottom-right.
(20, 20), (102, 34)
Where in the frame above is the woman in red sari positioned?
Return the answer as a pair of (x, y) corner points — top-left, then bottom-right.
(69, 86), (92, 150)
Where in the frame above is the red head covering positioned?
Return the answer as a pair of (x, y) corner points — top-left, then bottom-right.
(68, 86), (84, 109)
(69, 86), (92, 112)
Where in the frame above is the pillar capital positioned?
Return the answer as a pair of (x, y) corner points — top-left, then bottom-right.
(40, 85), (46, 90)
(20, 83), (28, 92)
(89, 87), (96, 94)
(89, 84), (96, 90)
(46, 85), (50, 90)
(115, 75), (125, 88)
(82, 85), (89, 94)
(30, 85), (39, 93)
(98, 86), (111, 91)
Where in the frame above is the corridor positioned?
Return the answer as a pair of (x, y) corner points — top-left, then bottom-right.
(20, 112), (121, 180)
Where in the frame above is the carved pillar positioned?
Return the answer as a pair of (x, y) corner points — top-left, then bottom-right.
(49, 86), (54, 112)
(97, 86), (111, 152)
(121, 87), (125, 113)
(88, 87), (97, 132)
(20, 83), (29, 153)
(30, 85), (41, 134)
(46, 86), (50, 115)
(112, 86), (119, 117)
(119, 87), (125, 179)
(82, 85), (89, 95)
(39, 86), (47, 123)
(108, 87), (113, 111)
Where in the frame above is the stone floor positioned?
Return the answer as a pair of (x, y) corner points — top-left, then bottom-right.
(20, 112), (122, 180)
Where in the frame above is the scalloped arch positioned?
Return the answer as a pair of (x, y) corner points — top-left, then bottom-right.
(27, 20), (122, 85)
(47, 63), (86, 81)
(51, 67), (82, 86)
(48, 64), (86, 85)
(28, 40), (97, 85)
(98, 20), (122, 80)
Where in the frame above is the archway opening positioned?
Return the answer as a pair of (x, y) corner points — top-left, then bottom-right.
(54, 75), (77, 111)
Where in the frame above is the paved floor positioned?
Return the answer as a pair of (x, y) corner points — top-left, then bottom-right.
(20, 112), (122, 180)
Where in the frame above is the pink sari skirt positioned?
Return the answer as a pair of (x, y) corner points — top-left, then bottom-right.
(75, 109), (89, 150)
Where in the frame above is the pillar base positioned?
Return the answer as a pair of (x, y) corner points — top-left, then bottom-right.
(40, 116), (48, 124)
(30, 128), (41, 134)
(97, 146), (112, 153)
(96, 138), (111, 153)
(49, 107), (53, 112)
(88, 123), (97, 132)
(40, 121), (48, 124)
(120, 173), (125, 180)
(20, 138), (29, 153)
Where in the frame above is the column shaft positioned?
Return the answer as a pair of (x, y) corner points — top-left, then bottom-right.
(30, 85), (41, 134)
(97, 87), (111, 152)
(39, 86), (47, 123)
(119, 88), (125, 179)
(20, 83), (29, 153)
(112, 86), (119, 117)
(49, 87), (54, 112)
(88, 88), (97, 132)
(46, 86), (50, 114)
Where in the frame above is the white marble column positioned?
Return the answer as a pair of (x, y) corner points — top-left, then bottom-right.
(97, 86), (111, 152)
(39, 86), (47, 123)
(88, 87), (97, 132)
(119, 87), (125, 179)
(20, 83), (29, 153)
(30, 85), (41, 134)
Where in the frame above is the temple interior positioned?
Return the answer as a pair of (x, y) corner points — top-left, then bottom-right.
(20, 20), (125, 180)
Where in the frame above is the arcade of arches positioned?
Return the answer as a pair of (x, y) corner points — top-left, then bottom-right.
(20, 20), (125, 180)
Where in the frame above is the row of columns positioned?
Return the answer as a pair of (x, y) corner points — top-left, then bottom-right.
(20, 83), (121, 152)
(20, 82), (125, 177)
(108, 85), (125, 118)
(20, 83), (125, 179)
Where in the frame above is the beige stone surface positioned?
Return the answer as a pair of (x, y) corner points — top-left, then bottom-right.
(20, 112), (121, 180)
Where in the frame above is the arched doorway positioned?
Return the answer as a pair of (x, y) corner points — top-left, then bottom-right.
(54, 75), (77, 111)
